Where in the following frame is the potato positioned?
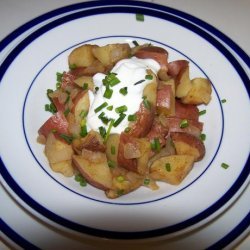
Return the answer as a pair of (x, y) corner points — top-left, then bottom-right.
(171, 132), (205, 161)
(50, 160), (75, 177)
(150, 154), (195, 185)
(68, 44), (97, 67)
(74, 76), (94, 91)
(92, 43), (131, 66)
(72, 153), (112, 190)
(167, 60), (189, 77)
(45, 133), (73, 164)
(71, 91), (90, 121)
(136, 138), (151, 175)
(175, 65), (192, 98)
(105, 133), (120, 167)
(181, 78), (212, 105)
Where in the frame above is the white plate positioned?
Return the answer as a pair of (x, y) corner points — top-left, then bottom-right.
(0, 1), (249, 240)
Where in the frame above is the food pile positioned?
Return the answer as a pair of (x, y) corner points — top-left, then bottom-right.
(37, 42), (212, 198)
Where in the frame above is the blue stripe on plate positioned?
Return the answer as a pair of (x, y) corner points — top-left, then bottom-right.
(0, 0), (249, 67)
(0, 219), (40, 249)
(0, 5), (249, 240)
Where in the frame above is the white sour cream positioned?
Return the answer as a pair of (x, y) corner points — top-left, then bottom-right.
(87, 57), (160, 133)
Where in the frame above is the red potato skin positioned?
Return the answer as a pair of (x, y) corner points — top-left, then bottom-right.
(170, 132), (205, 161)
(174, 99), (200, 121)
(127, 101), (155, 138)
(70, 90), (87, 113)
(117, 133), (138, 172)
(156, 85), (173, 111)
(146, 118), (169, 148)
(51, 97), (65, 112)
(167, 60), (189, 77)
(61, 72), (77, 90)
(38, 111), (69, 139)
(134, 46), (168, 71)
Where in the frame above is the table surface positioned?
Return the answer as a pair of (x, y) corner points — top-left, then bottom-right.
(0, 0), (249, 249)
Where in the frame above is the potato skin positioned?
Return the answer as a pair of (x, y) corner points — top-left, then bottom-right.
(171, 132), (205, 161)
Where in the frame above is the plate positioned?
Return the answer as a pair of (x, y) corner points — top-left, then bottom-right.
(0, 1), (249, 240)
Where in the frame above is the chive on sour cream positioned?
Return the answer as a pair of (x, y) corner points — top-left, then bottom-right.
(87, 57), (160, 134)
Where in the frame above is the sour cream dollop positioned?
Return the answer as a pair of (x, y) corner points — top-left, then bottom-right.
(87, 57), (160, 133)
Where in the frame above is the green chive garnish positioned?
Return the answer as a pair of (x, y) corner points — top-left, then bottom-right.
(82, 83), (88, 90)
(107, 105), (113, 111)
(136, 13), (144, 22)
(69, 64), (77, 70)
(200, 133), (206, 141)
(116, 176), (125, 182)
(221, 163), (229, 169)
(75, 174), (87, 187)
(104, 119), (114, 142)
(199, 110), (206, 116)
(145, 74), (153, 80)
(111, 145), (116, 155)
(221, 99), (227, 103)
(134, 79), (145, 85)
(64, 108), (70, 116)
(133, 40), (139, 46)
(143, 96), (151, 110)
(150, 138), (161, 152)
(144, 178), (150, 185)
(179, 119), (189, 128)
(45, 103), (57, 114)
(59, 134), (73, 144)
(95, 86), (99, 93)
(80, 124), (88, 137)
(117, 189), (125, 196)
(128, 114), (137, 121)
(79, 110), (88, 118)
(119, 87), (128, 96)
(99, 126), (106, 139)
(103, 72), (120, 87)
(113, 113), (126, 127)
(165, 163), (171, 172)
(115, 105), (128, 114)
(108, 160), (116, 168)
(103, 87), (113, 99)
(94, 102), (108, 113)
(124, 127), (131, 133)
(56, 72), (63, 83)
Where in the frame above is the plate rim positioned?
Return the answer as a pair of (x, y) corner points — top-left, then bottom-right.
(0, 2), (249, 240)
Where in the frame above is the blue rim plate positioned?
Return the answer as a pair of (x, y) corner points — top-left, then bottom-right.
(0, 1), (249, 240)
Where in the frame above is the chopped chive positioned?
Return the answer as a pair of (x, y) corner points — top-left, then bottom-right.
(144, 178), (150, 185)
(103, 87), (113, 99)
(143, 96), (151, 110)
(111, 145), (116, 155)
(103, 72), (120, 87)
(165, 163), (171, 172)
(150, 138), (161, 152)
(82, 83), (88, 90)
(45, 103), (57, 114)
(94, 102), (108, 113)
(116, 175), (125, 182)
(104, 119), (114, 142)
(80, 124), (88, 137)
(199, 110), (206, 116)
(136, 13), (144, 22)
(75, 174), (87, 187)
(56, 72), (63, 83)
(128, 114), (137, 121)
(79, 110), (88, 118)
(98, 112), (105, 118)
(117, 189), (125, 196)
(98, 112), (110, 125)
(132, 40), (139, 46)
(56, 82), (61, 89)
(59, 134), (73, 144)
(221, 162), (229, 169)
(107, 105), (113, 111)
(119, 87), (128, 96)
(221, 99), (227, 103)
(64, 108), (70, 116)
(113, 113), (126, 127)
(124, 127), (131, 133)
(179, 119), (189, 128)
(145, 74), (153, 80)
(95, 86), (99, 93)
(115, 105), (128, 114)
(64, 93), (70, 104)
(47, 89), (54, 98)
(79, 180), (87, 187)
(99, 126), (106, 139)
(134, 79), (145, 85)
(200, 133), (206, 141)
(108, 160), (116, 168)
(69, 64), (77, 70)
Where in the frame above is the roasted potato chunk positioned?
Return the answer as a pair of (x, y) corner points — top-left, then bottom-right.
(105, 133), (120, 167)
(175, 65), (192, 98)
(68, 44), (97, 67)
(50, 160), (75, 177)
(150, 154), (195, 185)
(181, 78), (212, 105)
